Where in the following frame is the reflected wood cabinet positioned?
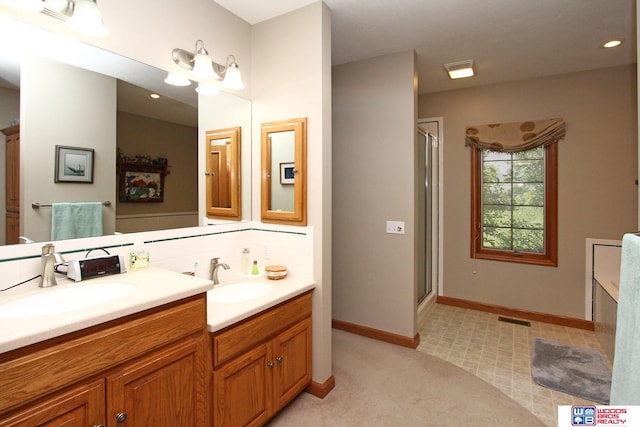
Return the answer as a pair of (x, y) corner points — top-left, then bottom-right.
(211, 292), (312, 426)
(206, 127), (241, 221)
(2, 125), (19, 245)
(0, 295), (208, 427)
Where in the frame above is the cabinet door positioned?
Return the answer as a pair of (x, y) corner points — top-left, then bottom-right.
(0, 379), (105, 427)
(107, 338), (205, 427)
(212, 343), (271, 427)
(272, 317), (312, 411)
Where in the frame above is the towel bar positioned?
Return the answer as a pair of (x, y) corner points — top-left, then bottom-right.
(32, 201), (112, 209)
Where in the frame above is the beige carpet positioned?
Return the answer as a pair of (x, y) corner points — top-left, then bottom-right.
(268, 329), (544, 426)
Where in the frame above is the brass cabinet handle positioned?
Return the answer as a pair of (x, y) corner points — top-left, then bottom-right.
(116, 412), (128, 424)
(276, 356), (283, 364)
(268, 361), (275, 369)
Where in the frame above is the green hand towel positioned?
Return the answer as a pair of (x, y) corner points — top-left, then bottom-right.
(52, 202), (103, 240)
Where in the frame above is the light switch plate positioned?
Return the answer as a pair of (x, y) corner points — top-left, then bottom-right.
(386, 221), (405, 234)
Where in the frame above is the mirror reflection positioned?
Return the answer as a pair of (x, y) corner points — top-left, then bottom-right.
(268, 130), (295, 212)
(0, 14), (251, 246)
(205, 127), (241, 220)
(261, 118), (307, 226)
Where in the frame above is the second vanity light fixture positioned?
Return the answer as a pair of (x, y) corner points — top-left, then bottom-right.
(167, 39), (245, 94)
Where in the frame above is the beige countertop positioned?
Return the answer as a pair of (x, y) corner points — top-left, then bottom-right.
(0, 267), (213, 354)
(594, 275), (619, 302)
(207, 274), (316, 333)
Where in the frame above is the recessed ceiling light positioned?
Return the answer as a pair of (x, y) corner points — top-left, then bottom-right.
(150, 93), (160, 99)
(444, 60), (475, 79)
(603, 40), (623, 48)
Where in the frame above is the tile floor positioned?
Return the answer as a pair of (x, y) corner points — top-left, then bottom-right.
(417, 303), (610, 427)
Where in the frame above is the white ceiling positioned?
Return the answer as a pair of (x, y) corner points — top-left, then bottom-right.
(214, 0), (636, 94)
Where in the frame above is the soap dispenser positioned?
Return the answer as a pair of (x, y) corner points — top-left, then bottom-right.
(241, 248), (251, 275)
(129, 237), (149, 270)
(251, 260), (259, 276)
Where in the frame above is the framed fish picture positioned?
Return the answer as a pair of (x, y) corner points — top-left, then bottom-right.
(54, 145), (94, 183)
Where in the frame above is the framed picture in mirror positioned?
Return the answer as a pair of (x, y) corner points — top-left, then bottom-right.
(280, 162), (295, 184)
(119, 163), (166, 203)
(54, 145), (94, 183)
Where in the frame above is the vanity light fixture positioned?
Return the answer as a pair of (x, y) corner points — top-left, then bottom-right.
(4, 0), (110, 37)
(171, 39), (245, 91)
(444, 59), (475, 79)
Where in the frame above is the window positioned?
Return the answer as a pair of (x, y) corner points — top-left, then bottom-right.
(471, 143), (557, 266)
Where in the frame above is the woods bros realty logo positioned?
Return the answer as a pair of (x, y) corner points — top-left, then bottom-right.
(565, 406), (632, 426)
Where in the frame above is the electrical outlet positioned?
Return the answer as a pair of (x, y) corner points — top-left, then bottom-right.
(386, 221), (405, 234)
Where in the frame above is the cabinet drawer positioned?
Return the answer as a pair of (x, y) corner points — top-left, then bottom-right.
(0, 295), (206, 415)
(212, 292), (311, 368)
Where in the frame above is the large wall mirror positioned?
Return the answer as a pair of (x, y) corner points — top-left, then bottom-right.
(260, 117), (307, 225)
(0, 14), (251, 246)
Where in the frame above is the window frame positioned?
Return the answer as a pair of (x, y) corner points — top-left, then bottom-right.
(470, 143), (558, 267)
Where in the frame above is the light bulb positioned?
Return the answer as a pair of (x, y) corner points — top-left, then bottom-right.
(164, 73), (191, 87)
(66, 0), (108, 37)
(222, 62), (245, 91)
(196, 83), (219, 96)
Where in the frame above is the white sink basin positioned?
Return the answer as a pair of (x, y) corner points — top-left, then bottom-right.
(208, 282), (272, 304)
(0, 281), (136, 318)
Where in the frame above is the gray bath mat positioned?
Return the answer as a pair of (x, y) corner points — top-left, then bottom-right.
(531, 338), (611, 404)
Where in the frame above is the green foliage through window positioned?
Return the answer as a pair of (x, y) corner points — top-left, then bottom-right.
(481, 147), (545, 253)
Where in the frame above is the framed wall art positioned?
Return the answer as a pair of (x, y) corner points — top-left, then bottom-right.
(54, 145), (94, 183)
(280, 162), (295, 185)
(119, 163), (166, 203)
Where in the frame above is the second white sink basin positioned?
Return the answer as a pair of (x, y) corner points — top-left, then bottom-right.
(0, 281), (136, 318)
(208, 282), (272, 304)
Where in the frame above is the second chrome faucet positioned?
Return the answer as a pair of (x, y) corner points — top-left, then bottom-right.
(209, 257), (230, 285)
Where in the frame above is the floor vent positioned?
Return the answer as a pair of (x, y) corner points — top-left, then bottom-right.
(498, 316), (531, 327)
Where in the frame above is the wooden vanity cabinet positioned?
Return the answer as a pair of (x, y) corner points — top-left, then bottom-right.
(0, 379), (105, 427)
(0, 294), (208, 427)
(211, 291), (312, 427)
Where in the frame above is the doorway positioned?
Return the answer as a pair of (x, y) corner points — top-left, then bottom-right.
(417, 118), (442, 316)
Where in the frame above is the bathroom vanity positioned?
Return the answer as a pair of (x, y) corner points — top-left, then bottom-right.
(210, 290), (313, 426)
(0, 265), (316, 427)
(0, 268), (212, 426)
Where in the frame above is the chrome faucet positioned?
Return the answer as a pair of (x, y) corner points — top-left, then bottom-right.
(40, 243), (58, 288)
(209, 257), (230, 285)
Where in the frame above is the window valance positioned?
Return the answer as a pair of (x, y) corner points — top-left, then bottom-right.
(465, 118), (566, 152)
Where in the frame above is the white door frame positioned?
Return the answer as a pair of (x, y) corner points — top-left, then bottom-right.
(417, 117), (444, 317)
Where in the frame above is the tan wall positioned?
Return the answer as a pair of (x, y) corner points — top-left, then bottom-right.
(116, 111), (197, 217)
(419, 65), (638, 319)
(252, 2), (333, 384)
(332, 50), (418, 338)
